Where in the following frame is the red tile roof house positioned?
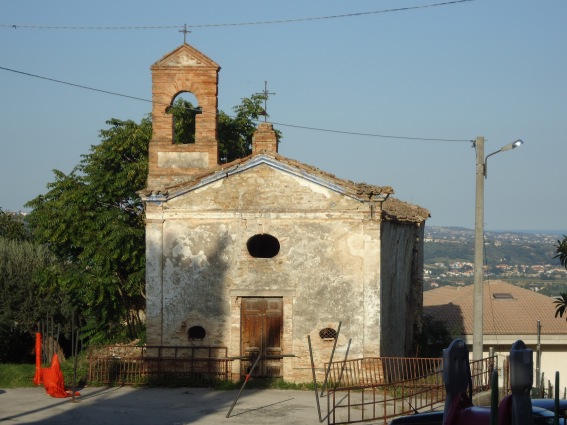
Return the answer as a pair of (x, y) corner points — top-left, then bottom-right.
(424, 280), (567, 391)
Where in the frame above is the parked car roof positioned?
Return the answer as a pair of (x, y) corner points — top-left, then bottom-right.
(531, 399), (567, 419)
(389, 405), (563, 425)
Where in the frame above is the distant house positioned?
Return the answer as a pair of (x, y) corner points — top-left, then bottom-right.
(423, 281), (567, 386)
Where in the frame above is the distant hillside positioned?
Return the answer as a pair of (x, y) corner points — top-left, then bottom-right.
(424, 226), (560, 266)
(423, 226), (567, 293)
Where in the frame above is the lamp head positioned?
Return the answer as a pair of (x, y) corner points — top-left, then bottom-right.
(501, 139), (524, 152)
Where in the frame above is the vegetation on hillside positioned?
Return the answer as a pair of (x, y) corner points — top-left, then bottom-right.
(425, 240), (559, 266)
(424, 228), (566, 291)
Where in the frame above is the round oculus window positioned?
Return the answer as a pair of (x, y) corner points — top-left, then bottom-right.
(246, 234), (280, 258)
(188, 326), (206, 340)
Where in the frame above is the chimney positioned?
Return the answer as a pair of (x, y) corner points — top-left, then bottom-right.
(252, 122), (278, 154)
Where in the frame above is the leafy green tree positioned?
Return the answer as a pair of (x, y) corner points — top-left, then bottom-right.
(0, 208), (30, 241)
(26, 117), (151, 343)
(413, 315), (455, 357)
(168, 99), (198, 144)
(554, 293), (567, 321)
(219, 93), (282, 162)
(170, 94), (281, 162)
(555, 236), (567, 268)
(25, 95), (279, 343)
(553, 235), (567, 320)
(0, 236), (62, 362)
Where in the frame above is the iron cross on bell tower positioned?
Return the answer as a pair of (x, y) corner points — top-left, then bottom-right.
(179, 24), (190, 43)
(255, 81), (275, 122)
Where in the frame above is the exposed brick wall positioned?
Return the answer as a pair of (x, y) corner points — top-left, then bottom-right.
(148, 44), (220, 189)
(252, 122), (278, 154)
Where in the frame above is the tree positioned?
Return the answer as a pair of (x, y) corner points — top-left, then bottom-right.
(170, 93), (281, 162)
(25, 95), (278, 343)
(413, 315), (454, 357)
(553, 235), (567, 321)
(554, 293), (567, 320)
(0, 208), (30, 242)
(555, 235), (567, 268)
(26, 117), (151, 343)
(0, 235), (64, 362)
(219, 93), (282, 162)
(168, 99), (198, 144)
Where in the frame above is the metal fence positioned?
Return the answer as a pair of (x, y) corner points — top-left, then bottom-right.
(325, 356), (496, 425)
(88, 345), (232, 386)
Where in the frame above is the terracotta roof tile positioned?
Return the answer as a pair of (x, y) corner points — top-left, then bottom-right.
(142, 151), (429, 224)
(423, 281), (567, 336)
(382, 197), (430, 224)
(145, 152), (394, 198)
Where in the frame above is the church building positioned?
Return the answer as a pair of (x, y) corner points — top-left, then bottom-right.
(140, 43), (429, 382)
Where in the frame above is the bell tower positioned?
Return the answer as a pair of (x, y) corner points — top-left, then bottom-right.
(147, 43), (220, 189)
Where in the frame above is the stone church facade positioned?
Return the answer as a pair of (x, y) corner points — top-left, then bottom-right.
(140, 44), (429, 382)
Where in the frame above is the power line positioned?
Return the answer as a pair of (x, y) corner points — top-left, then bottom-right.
(271, 121), (470, 142)
(0, 65), (471, 143)
(0, 66), (151, 104)
(1, 1), (474, 31)
(192, 0), (475, 28)
(2, 24), (180, 30)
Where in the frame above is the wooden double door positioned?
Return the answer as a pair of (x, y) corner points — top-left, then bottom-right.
(241, 297), (283, 378)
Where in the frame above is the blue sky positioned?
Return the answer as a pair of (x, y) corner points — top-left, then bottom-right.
(1, 0), (565, 231)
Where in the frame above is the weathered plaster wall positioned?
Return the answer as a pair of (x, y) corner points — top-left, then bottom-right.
(145, 216), (164, 346)
(145, 164), (383, 381)
(162, 221), (232, 346)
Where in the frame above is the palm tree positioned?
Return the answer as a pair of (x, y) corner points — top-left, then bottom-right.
(553, 237), (567, 320)
(555, 235), (567, 268)
(554, 293), (567, 320)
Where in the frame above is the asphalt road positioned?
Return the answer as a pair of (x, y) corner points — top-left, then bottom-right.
(0, 386), (330, 425)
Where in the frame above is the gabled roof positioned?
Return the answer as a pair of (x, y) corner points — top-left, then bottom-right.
(151, 43), (220, 69)
(140, 151), (429, 224)
(143, 152), (392, 201)
(424, 281), (567, 336)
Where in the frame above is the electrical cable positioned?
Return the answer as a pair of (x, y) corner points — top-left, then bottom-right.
(271, 121), (470, 142)
(1, 0), (474, 31)
(0, 64), (472, 143)
(0, 66), (151, 104)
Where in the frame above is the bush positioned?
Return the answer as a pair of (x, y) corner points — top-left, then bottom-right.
(0, 326), (34, 363)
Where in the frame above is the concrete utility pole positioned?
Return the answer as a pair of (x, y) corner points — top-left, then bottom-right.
(472, 136), (523, 362)
(473, 136), (485, 362)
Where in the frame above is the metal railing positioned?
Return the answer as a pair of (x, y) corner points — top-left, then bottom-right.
(88, 345), (232, 386)
(326, 355), (496, 425)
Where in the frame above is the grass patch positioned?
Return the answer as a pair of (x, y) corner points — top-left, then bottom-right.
(215, 377), (316, 391)
(0, 363), (36, 388)
(0, 352), (89, 389)
(1, 358), (315, 392)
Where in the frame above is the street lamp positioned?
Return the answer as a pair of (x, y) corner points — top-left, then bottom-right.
(472, 136), (523, 362)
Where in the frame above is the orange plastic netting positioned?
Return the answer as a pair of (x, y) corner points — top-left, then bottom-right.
(34, 333), (80, 398)
(33, 332), (42, 385)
